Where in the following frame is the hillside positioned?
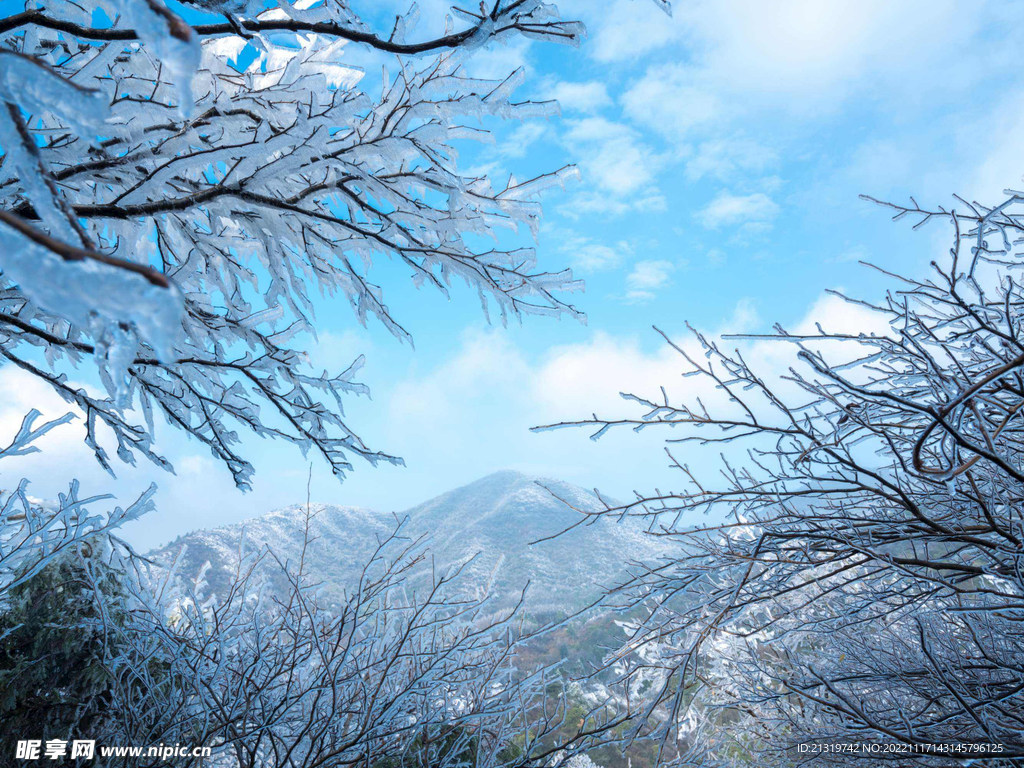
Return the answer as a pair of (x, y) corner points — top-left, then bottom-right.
(149, 470), (676, 613)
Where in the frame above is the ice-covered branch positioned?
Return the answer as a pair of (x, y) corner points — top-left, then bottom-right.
(545, 191), (1024, 763)
(0, 0), (611, 486)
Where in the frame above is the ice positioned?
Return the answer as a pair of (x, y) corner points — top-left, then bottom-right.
(0, 228), (183, 391)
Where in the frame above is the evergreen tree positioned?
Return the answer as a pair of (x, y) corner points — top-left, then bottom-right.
(0, 544), (124, 745)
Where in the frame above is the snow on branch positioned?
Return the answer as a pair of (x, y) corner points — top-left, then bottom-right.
(91, 515), (635, 766)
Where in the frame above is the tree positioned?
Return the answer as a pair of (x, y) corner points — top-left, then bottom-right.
(539, 192), (1024, 765)
(1, 0), (664, 604)
(0, 542), (133, 745)
(0, 410), (153, 601)
(0, 0), (678, 580)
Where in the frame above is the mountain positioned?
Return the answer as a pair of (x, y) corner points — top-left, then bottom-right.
(148, 471), (676, 613)
(401, 471), (673, 611)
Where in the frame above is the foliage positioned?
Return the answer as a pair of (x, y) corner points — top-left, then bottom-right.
(95, 516), (633, 767)
(0, 410), (154, 599)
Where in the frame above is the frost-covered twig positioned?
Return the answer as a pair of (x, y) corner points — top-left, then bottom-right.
(546, 192), (1024, 765)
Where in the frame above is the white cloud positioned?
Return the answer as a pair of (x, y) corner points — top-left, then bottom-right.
(502, 122), (554, 159)
(621, 64), (723, 139)
(595, 0), (1021, 212)
(696, 191), (779, 230)
(564, 117), (663, 195)
(178, 455), (217, 475)
(356, 294), (840, 511)
(657, 0), (1004, 109)
(310, 329), (373, 368)
(528, 292), (890, 441)
(624, 259), (676, 303)
(956, 90), (1024, 202)
(388, 331), (534, 428)
(547, 80), (613, 113)
(0, 368), (82, 456)
(574, 243), (626, 271)
(804, 84), (1024, 253)
(791, 292), (887, 338)
(557, 117), (672, 215)
(0, 286), (893, 551)
(829, 246), (869, 264)
(571, 0), (1005, 105)
(554, 229), (633, 272)
(463, 36), (532, 80)
(685, 137), (778, 181)
(565, 189), (668, 218)
(358, 0), (457, 39)
(576, 0), (685, 62)
(374, 294), (791, 465)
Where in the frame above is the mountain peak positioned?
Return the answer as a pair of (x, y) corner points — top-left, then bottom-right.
(411, 470), (608, 521)
(455, 469), (552, 491)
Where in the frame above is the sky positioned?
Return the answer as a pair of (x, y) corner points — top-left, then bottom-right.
(4, 0), (1024, 549)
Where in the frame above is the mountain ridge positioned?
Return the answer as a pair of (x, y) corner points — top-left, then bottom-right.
(149, 470), (675, 612)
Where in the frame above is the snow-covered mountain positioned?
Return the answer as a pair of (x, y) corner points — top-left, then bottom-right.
(148, 471), (676, 613)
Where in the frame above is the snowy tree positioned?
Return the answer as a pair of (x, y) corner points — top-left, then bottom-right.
(539, 193), (1024, 765)
(0, 0), (609, 491)
(86, 514), (633, 767)
(0, 541), (134, 742)
(0, 410), (154, 599)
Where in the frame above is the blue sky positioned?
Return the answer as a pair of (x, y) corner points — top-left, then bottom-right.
(4, 0), (1024, 549)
